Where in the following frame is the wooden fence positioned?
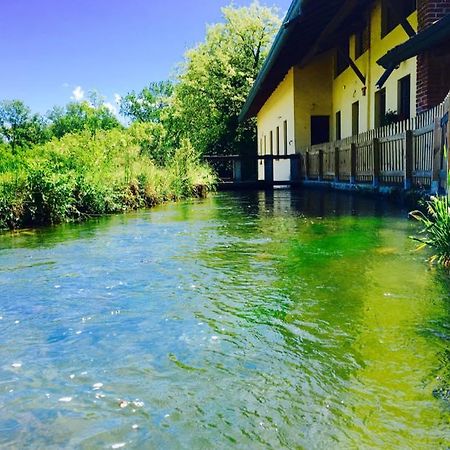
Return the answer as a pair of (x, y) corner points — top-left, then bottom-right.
(302, 90), (450, 193)
(205, 91), (449, 193)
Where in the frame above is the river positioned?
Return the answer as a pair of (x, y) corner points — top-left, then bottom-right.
(0, 189), (449, 449)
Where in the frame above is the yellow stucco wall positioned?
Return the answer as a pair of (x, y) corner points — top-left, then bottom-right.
(256, 0), (419, 153)
(257, 68), (296, 180)
(332, 3), (418, 137)
(257, 68), (296, 155)
(294, 53), (333, 148)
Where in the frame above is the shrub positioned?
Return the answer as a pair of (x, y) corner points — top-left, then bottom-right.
(0, 129), (216, 230)
(410, 195), (450, 267)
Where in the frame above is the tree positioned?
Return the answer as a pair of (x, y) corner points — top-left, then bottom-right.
(0, 100), (49, 151)
(48, 100), (121, 139)
(120, 81), (173, 123)
(170, 2), (280, 156)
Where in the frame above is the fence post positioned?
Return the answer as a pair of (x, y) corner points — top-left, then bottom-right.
(305, 151), (310, 180)
(447, 100), (450, 199)
(431, 118), (442, 194)
(334, 147), (340, 182)
(372, 138), (380, 189)
(232, 158), (242, 182)
(290, 155), (301, 183)
(264, 156), (274, 184)
(404, 130), (413, 190)
(350, 143), (357, 184)
(318, 149), (324, 181)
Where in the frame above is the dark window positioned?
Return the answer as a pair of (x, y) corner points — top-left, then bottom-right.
(311, 116), (330, 145)
(382, 0), (416, 37)
(398, 75), (411, 120)
(276, 126), (280, 155)
(336, 111), (342, 140)
(270, 130), (273, 155)
(283, 120), (288, 155)
(352, 101), (359, 136)
(375, 88), (386, 128)
(259, 138), (262, 155)
(335, 39), (350, 77)
(355, 21), (370, 59)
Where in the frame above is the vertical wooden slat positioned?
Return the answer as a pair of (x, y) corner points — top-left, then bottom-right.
(318, 149), (324, 181)
(373, 138), (380, 189)
(431, 120), (442, 193)
(334, 146), (340, 182)
(404, 130), (413, 190)
(350, 143), (356, 184)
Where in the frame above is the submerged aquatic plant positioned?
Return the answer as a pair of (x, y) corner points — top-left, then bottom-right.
(410, 195), (450, 267)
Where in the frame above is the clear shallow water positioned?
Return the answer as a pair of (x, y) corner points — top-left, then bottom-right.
(0, 189), (449, 449)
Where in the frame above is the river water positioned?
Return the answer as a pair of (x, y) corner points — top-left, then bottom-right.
(0, 189), (449, 449)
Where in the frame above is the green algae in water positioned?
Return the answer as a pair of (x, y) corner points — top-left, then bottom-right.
(0, 189), (448, 449)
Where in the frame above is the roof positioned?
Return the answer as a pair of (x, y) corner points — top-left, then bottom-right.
(377, 13), (450, 69)
(239, 0), (369, 121)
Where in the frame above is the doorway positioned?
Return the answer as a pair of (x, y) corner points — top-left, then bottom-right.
(311, 116), (330, 145)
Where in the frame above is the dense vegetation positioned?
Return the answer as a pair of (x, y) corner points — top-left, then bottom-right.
(0, 2), (280, 230)
(411, 195), (450, 267)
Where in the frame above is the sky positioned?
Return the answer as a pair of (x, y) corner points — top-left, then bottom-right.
(0, 0), (292, 115)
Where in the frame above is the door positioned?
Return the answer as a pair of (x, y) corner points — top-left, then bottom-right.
(311, 116), (330, 145)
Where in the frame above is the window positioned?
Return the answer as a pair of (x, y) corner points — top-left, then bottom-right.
(382, 0), (416, 37)
(336, 111), (342, 140)
(270, 130), (273, 155)
(352, 101), (359, 136)
(355, 21), (370, 59)
(276, 126), (280, 156)
(398, 75), (411, 120)
(335, 39), (350, 77)
(375, 88), (386, 128)
(283, 120), (288, 155)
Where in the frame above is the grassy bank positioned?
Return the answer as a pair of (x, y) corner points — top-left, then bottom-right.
(0, 129), (216, 230)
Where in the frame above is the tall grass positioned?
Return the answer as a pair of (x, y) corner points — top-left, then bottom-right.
(410, 195), (450, 267)
(0, 129), (215, 229)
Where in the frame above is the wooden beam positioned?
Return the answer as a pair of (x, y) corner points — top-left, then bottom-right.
(338, 48), (366, 85)
(384, 0), (416, 38)
(300, 0), (359, 67)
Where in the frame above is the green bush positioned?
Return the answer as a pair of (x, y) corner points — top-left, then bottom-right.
(410, 195), (450, 267)
(0, 128), (216, 230)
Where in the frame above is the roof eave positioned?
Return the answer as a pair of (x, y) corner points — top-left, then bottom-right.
(238, 0), (303, 122)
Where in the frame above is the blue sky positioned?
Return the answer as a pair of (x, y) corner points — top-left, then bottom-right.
(0, 0), (291, 115)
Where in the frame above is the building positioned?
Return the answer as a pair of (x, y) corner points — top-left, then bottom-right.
(240, 0), (450, 183)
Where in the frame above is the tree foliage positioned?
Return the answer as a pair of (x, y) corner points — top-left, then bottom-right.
(170, 2), (280, 155)
(120, 81), (173, 123)
(0, 100), (49, 151)
(48, 100), (121, 139)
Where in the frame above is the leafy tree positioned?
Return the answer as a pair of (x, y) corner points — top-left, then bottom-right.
(48, 100), (121, 138)
(170, 2), (280, 156)
(120, 81), (173, 123)
(0, 100), (49, 151)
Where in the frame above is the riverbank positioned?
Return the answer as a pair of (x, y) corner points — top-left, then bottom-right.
(0, 129), (216, 230)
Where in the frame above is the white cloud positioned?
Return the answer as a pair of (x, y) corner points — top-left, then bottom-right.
(114, 93), (122, 104)
(62, 82), (70, 88)
(104, 102), (117, 115)
(71, 86), (84, 101)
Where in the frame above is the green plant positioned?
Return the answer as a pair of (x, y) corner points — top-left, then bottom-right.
(410, 195), (450, 267)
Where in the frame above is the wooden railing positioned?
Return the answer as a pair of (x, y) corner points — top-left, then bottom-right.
(302, 91), (450, 193)
(205, 91), (449, 193)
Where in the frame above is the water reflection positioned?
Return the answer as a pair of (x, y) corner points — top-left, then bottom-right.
(0, 189), (448, 449)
